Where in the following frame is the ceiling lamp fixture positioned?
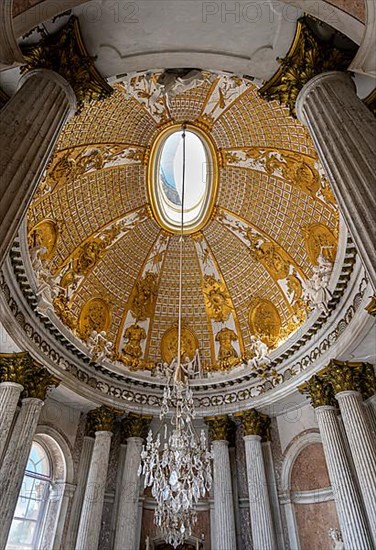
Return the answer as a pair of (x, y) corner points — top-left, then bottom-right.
(138, 124), (213, 548)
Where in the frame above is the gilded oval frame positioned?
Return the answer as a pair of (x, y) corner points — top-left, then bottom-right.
(147, 122), (219, 235)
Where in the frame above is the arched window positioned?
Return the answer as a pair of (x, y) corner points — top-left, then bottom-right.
(6, 436), (66, 550)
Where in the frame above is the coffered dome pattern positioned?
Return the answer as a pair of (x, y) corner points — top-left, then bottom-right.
(27, 72), (339, 373)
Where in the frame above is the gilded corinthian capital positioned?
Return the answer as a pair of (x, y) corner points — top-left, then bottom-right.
(20, 16), (113, 112)
(235, 409), (270, 440)
(299, 375), (335, 408)
(0, 352), (59, 400)
(259, 17), (354, 117)
(121, 413), (153, 441)
(204, 415), (234, 442)
(86, 405), (117, 434)
(324, 360), (376, 398)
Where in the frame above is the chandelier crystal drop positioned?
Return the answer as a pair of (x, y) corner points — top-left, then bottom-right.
(138, 125), (213, 548)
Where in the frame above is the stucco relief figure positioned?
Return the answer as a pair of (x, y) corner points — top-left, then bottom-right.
(158, 69), (214, 100)
(302, 252), (333, 314)
(328, 528), (344, 550)
(215, 328), (239, 369)
(30, 244), (48, 278)
(36, 270), (62, 316)
(87, 330), (113, 364)
(247, 336), (271, 370)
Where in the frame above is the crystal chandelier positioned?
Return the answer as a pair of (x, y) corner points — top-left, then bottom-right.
(138, 125), (213, 548)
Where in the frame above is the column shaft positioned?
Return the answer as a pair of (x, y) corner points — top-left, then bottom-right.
(0, 397), (44, 550)
(336, 391), (376, 545)
(296, 71), (376, 288)
(0, 0), (24, 66)
(315, 405), (372, 549)
(75, 431), (112, 550)
(114, 437), (143, 550)
(212, 440), (237, 550)
(0, 68), (76, 265)
(244, 435), (276, 550)
(0, 382), (23, 463)
(65, 436), (94, 549)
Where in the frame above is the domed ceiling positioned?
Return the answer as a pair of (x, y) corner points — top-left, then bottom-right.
(26, 71), (339, 375)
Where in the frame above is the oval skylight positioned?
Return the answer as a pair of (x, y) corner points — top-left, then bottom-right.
(148, 125), (217, 234)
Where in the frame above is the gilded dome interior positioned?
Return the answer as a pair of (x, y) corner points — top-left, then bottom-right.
(27, 71), (339, 374)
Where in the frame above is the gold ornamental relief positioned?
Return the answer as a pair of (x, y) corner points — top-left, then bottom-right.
(248, 236), (291, 281)
(304, 223), (337, 264)
(130, 272), (159, 321)
(120, 323), (147, 369)
(28, 220), (58, 260)
(202, 275), (233, 322)
(249, 299), (282, 348)
(215, 327), (239, 370)
(161, 325), (199, 364)
(78, 298), (111, 341)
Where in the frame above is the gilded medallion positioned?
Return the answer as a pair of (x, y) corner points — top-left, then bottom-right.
(304, 223), (337, 264)
(78, 298), (111, 341)
(249, 299), (282, 348)
(161, 325), (199, 364)
(29, 219), (58, 260)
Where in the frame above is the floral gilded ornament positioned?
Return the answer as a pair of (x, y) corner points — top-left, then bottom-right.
(202, 274), (232, 322)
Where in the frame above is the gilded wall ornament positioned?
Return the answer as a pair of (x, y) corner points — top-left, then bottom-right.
(29, 219), (58, 261)
(259, 17), (354, 116)
(130, 271), (159, 321)
(365, 296), (376, 317)
(304, 223), (338, 264)
(248, 299), (282, 348)
(202, 275), (232, 322)
(160, 324), (199, 364)
(215, 327), (239, 370)
(78, 298), (111, 341)
(21, 17), (113, 112)
(247, 235), (290, 280)
(53, 290), (77, 331)
(120, 323), (147, 369)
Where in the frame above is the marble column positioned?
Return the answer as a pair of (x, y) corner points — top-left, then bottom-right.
(65, 435), (95, 549)
(0, 68), (76, 265)
(114, 437), (143, 550)
(238, 410), (276, 550)
(296, 71), (376, 289)
(75, 407), (115, 550)
(0, 397), (44, 550)
(0, 0), (24, 67)
(335, 390), (376, 545)
(205, 416), (237, 550)
(0, 381), (23, 463)
(114, 414), (151, 550)
(315, 405), (372, 549)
